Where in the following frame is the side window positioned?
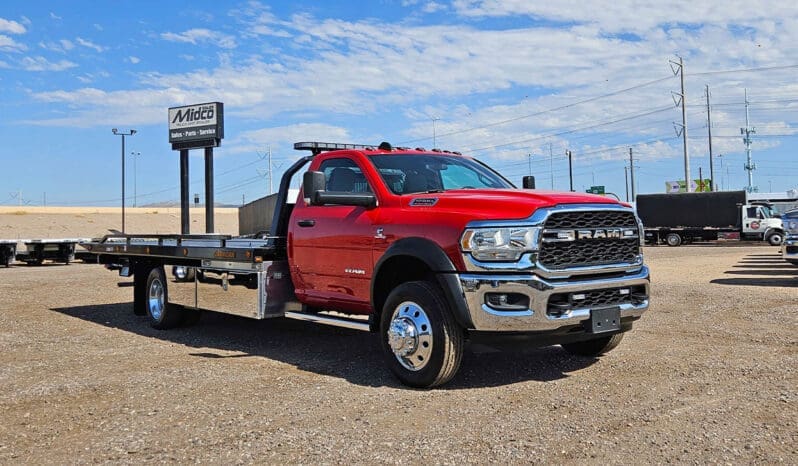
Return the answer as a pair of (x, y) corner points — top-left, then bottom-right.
(746, 207), (758, 218)
(318, 158), (373, 194)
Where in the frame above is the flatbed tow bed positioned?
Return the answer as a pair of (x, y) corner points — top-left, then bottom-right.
(81, 232), (371, 330)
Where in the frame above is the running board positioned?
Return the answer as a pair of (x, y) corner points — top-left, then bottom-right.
(284, 311), (370, 331)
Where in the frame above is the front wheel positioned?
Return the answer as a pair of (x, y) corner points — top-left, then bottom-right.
(766, 232), (784, 246)
(380, 281), (464, 388)
(561, 333), (624, 357)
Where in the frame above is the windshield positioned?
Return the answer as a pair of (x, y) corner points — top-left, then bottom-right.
(369, 154), (513, 195)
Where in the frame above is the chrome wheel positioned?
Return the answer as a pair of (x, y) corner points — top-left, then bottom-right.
(387, 301), (433, 371)
(148, 277), (165, 321)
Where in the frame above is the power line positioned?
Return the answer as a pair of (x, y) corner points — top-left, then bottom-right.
(398, 75), (675, 144)
(468, 105), (676, 153)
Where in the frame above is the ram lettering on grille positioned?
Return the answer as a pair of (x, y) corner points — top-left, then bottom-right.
(539, 211), (639, 270)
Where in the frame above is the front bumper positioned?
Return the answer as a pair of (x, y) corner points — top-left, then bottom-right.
(782, 236), (798, 262)
(457, 266), (650, 332)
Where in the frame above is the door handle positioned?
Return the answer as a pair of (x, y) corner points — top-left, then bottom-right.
(297, 219), (316, 227)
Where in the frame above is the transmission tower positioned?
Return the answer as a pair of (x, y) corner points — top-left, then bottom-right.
(741, 89), (757, 192)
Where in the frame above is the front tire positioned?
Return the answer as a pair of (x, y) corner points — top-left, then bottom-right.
(380, 281), (464, 388)
(561, 333), (624, 357)
(766, 232), (783, 246)
(145, 266), (183, 329)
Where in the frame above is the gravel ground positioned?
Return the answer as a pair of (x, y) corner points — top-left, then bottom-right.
(0, 245), (796, 464)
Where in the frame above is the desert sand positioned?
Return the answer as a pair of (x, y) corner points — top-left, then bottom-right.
(0, 206), (239, 241)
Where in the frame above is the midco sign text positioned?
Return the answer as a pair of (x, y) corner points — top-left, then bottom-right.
(168, 102), (224, 149)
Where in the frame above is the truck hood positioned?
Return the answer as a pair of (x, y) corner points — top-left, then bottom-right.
(403, 188), (620, 221)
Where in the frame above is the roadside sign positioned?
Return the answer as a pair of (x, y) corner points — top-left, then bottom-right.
(586, 185), (605, 194)
(665, 179), (712, 193)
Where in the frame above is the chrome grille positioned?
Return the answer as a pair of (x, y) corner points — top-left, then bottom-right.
(539, 210), (639, 270)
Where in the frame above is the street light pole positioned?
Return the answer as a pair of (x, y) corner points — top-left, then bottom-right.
(112, 128), (136, 233)
(130, 151), (141, 207)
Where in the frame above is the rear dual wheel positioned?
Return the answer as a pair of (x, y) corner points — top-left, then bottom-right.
(141, 266), (201, 329)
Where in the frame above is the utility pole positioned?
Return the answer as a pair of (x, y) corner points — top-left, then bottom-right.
(567, 150), (574, 192)
(527, 153), (532, 177)
(629, 147), (636, 200)
(705, 85), (715, 191)
(549, 143), (554, 190)
(742, 89), (757, 192)
(670, 57), (691, 191)
(268, 145), (273, 195)
(717, 153), (724, 191)
(624, 166), (629, 202)
(699, 167), (703, 192)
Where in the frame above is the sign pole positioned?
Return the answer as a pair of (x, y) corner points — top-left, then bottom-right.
(204, 147), (214, 233)
(180, 149), (190, 234)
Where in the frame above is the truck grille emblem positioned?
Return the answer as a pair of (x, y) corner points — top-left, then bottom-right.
(543, 228), (637, 242)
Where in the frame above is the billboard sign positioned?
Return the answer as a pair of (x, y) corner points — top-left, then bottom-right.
(168, 102), (224, 149)
(665, 179), (712, 193)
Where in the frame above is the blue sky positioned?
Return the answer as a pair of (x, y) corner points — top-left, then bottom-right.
(1, 1), (797, 206)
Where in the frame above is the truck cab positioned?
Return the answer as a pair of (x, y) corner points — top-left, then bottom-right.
(289, 142), (649, 386)
(743, 202), (784, 245)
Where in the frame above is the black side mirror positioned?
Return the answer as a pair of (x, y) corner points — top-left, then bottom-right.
(522, 176), (536, 189)
(303, 171), (326, 205)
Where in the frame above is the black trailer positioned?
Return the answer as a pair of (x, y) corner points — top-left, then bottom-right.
(16, 239), (78, 265)
(0, 240), (16, 267)
(636, 191), (747, 246)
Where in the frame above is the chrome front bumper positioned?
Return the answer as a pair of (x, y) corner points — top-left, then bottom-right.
(457, 266), (650, 332)
(782, 236), (798, 262)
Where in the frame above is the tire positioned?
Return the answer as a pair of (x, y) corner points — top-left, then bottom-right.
(172, 265), (196, 282)
(665, 233), (682, 247)
(380, 281), (464, 388)
(145, 266), (183, 329)
(561, 333), (625, 357)
(766, 232), (784, 246)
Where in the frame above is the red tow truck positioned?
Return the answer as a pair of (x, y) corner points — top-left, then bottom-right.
(83, 141), (650, 387)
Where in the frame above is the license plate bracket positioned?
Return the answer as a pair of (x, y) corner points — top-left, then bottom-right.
(586, 306), (621, 333)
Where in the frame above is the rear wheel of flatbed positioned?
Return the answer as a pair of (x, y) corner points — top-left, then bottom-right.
(380, 281), (464, 388)
(665, 232), (682, 247)
(561, 333), (624, 357)
(144, 266), (183, 329)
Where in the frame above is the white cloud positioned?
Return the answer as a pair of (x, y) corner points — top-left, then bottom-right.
(129, 56), (141, 64)
(21, 56), (77, 71)
(75, 37), (106, 52)
(229, 123), (351, 154)
(93, 23), (103, 31)
(39, 39), (74, 53)
(0, 34), (27, 52)
(0, 17), (26, 34)
(50, 12), (62, 20)
(161, 28), (237, 49)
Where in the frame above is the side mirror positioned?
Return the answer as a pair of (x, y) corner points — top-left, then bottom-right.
(522, 175), (536, 189)
(303, 171), (326, 205)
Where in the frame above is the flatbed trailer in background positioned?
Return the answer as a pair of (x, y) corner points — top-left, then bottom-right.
(0, 240), (16, 267)
(15, 239), (81, 265)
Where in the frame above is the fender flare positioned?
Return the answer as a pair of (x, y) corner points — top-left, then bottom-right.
(371, 237), (473, 330)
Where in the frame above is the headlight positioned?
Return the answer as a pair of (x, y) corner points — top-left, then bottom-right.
(460, 227), (539, 261)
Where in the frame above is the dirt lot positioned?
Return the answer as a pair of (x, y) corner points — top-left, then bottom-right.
(0, 245), (796, 463)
